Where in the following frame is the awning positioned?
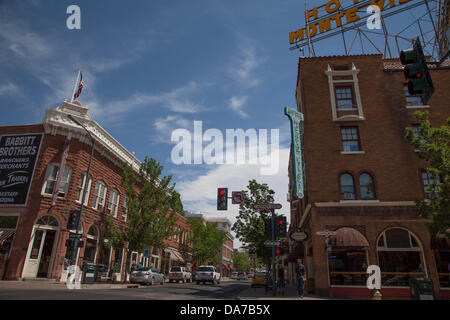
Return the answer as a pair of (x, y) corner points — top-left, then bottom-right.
(167, 248), (184, 262)
(0, 229), (15, 245)
(223, 263), (229, 270)
(431, 232), (450, 250)
(328, 227), (369, 249)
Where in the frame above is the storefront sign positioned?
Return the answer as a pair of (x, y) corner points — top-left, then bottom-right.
(0, 133), (43, 206)
(289, 0), (415, 45)
(284, 107), (304, 199)
(254, 203), (282, 210)
(290, 231), (309, 242)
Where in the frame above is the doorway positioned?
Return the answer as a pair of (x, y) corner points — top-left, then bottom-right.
(37, 230), (56, 277)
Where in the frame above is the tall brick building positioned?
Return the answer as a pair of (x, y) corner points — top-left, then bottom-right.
(287, 54), (450, 299)
(0, 100), (191, 282)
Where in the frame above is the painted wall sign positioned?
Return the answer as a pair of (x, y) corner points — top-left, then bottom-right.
(284, 107), (304, 199)
(0, 133), (43, 206)
(289, 0), (415, 45)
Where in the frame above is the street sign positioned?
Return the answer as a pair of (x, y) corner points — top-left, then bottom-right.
(68, 233), (82, 239)
(232, 191), (245, 204)
(264, 240), (282, 247)
(254, 203), (282, 210)
(316, 230), (337, 237)
(290, 231), (308, 242)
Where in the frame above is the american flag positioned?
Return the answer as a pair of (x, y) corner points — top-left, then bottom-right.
(73, 72), (84, 99)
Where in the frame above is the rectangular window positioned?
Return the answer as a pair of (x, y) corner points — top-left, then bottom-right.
(340, 127), (361, 152)
(421, 171), (439, 199)
(404, 85), (423, 106)
(123, 195), (128, 221)
(108, 189), (120, 217)
(93, 181), (107, 211)
(335, 86), (355, 110)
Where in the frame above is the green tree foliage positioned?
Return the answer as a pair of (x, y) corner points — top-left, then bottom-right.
(405, 111), (450, 237)
(187, 219), (225, 267)
(232, 251), (251, 272)
(105, 157), (183, 281)
(231, 179), (277, 259)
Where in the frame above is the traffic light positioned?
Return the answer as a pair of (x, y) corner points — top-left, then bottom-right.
(67, 210), (80, 230)
(217, 188), (228, 210)
(275, 248), (284, 255)
(400, 37), (434, 104)
(276, 216), (287, 238)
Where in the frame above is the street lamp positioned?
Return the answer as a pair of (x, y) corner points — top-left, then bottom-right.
(67, 114), (96, 280)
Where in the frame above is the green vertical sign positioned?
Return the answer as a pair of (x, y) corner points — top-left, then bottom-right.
(284, 107), (304, 199)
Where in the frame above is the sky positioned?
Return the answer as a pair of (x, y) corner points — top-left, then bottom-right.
(0, 0), (439, 248)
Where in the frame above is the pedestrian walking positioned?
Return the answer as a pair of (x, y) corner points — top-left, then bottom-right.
(295, 258), (306, 298)
(277, 262), (285, 295)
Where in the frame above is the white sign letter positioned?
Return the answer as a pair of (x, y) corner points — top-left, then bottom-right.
(366, 265), (381, 290)
(66, 5), (81, 30)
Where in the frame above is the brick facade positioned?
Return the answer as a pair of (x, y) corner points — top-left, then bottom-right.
(288, 54), (450, 299)
(0, 101), (192, 282)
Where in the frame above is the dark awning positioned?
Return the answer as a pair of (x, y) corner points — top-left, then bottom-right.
(0, 229), (15, 245)
(431, 233), (450, 250)
(328, 227), (369, 249)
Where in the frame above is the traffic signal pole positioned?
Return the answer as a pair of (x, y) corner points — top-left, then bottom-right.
(271, 209), (276, 297)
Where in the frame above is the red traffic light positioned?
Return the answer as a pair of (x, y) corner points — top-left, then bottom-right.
(220, 189), (225, 195)
(276, 249), (280, 255)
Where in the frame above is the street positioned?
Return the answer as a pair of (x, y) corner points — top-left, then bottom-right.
(0, 279), (251, 300)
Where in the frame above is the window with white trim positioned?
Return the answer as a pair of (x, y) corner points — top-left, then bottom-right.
(325, 63), (364, 121)
(76, 172), (92, 205)
(42, 163), (72, 197)
(122, 194), (128, 221)
(340, 127), (361, 152)
(108, 188), (120, 217)
(92, 180), (107, 211)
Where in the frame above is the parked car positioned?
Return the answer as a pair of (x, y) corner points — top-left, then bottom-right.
(248, 272), (254, 279)
(238, 271), (247, 280)
(169, 266), (192, 283)
(130, 267), (165, 285)
(251, 271), (267, 288)
(195, 265), (221, 285)
(231, 271), (239, 279)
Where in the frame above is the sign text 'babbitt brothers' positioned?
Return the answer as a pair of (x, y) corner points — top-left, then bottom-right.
(290, 0), (414, 44)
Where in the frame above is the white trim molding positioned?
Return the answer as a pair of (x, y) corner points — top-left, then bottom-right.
(325, 63), (364, 122)
(340, 151), (365, 155)
(406, 105), (430, 109)
(43, 100), (142, 173)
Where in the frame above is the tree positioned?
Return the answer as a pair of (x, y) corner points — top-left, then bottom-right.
(232, 251), (251, 272)
(105, 157), (183, 282)
(187, 219), (224, 268)
(405, 111), (450, 237)
(231, 179), (277, 259)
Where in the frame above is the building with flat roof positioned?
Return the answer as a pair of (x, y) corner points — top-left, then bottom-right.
(287, 54), (450, 299)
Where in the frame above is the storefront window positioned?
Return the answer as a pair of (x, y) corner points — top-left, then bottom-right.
(84, 226), (99, 263)
(435, 251), (450, 288)
(377, 228), (425, 287)
(113, 248), (123, 273)
(329, 250), (368, 286)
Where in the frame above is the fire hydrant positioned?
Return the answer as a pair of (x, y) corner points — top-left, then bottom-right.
(372, 290), (382, 300)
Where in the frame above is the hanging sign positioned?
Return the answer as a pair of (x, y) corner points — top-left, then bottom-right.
(284, 107), (304, 199)
(0, 133), (43, 206)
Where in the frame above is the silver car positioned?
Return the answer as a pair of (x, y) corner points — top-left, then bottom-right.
(130, 267), (165, 285)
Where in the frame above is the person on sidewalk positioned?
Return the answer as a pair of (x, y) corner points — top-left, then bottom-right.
(277, 262), (285, 295)
(295, 258), (306, 298)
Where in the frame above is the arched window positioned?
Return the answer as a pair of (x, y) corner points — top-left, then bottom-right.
(108, 189), (120, 217)
(377, 228), (425, 287)
(359, 173), (375, 200)
(92, 180), (107, 211)
(35, 215), (59, 227)
(340, 173), (355, 200)
(42, 164), (72, 197)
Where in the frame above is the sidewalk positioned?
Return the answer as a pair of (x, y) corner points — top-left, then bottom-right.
(237, 284), (328, 300)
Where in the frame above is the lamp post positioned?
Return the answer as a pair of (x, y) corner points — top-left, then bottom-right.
(67, 114), (96, 280)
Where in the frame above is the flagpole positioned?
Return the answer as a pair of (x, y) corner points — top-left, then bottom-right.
(70, 67), (81, 102)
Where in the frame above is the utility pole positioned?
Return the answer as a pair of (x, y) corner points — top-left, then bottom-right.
(271, 208), (276, 297)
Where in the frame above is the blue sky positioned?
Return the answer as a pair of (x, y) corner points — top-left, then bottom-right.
(0, 0), (438, 248)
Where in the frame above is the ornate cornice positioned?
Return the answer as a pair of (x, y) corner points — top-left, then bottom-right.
(43, 100), (141, 172)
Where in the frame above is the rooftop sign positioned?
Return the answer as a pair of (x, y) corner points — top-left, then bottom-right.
(289, 0), (419, 46)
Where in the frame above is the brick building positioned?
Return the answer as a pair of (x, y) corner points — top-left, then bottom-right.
(0, 100), (191, 282)
(204, 217), (235, 277)
(287, 54), (450, 299)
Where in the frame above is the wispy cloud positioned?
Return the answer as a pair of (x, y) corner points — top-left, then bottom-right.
(228, 44), (263, 88)
(0, 81), (19, 96)
(229, 95), (249, 118)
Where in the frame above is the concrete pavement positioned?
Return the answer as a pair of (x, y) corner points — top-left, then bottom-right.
(237, 284), (328, 300)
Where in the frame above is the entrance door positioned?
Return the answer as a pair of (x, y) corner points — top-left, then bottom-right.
(37, 230), (56, 278)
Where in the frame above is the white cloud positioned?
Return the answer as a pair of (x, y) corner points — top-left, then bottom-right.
(228, 45), (263, 88)
(228, 95), (248, 118)
(0, 81), (19, 96)
(153, 114), (192, 143)
(176, 147), (290, 249)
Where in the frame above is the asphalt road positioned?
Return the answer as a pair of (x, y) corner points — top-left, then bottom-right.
(0, 279), (251, 300)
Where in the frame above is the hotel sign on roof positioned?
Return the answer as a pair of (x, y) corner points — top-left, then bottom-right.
(289, 0), (417, 45)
